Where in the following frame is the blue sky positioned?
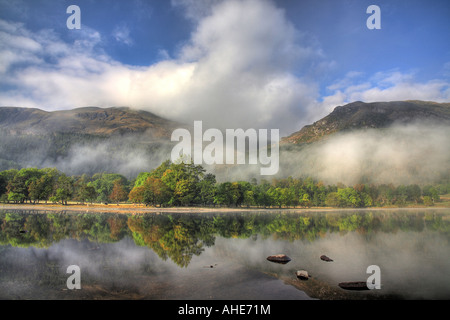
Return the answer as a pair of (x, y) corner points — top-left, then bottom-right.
(0, 0), (449, 135)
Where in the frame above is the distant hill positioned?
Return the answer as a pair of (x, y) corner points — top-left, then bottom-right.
(0, 106), (185, 176)
(0, 106), (182, 138)
(282, 100), (450, 144)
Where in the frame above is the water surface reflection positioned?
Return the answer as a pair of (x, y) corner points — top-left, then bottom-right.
(0, 209), (449, 299)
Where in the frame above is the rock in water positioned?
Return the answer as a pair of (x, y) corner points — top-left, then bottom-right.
(296, 270), (309, 280)
(338, 281), (369, 291)
(320, 255), (333, 262)
(267, 254), (291, 264)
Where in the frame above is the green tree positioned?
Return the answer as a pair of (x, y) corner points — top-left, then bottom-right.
(160, 162), (205, 205)
(299, 193), (312, 207)
(27, 179), (42, 203)
(89, 173), (128, 203)
(254, 183), (271, 208)
(0, 169), (18, 198)
(39, 168), (62, 203)
(337, 188), (362, 208)
(54, 174), (74, 205)
(406, 184), (422, 204)
(243, 190), (255, 207)
(376, 184), (396, 206)
(6, 168), (43, 203)
(198, 173), (216, 206)
(267, 187), (282, 208)
(78, 184), (97, 204)
(214, 182), (237, 207)
(423, 196), (433, 206)
(325, 192), (340, 207)
(7, 192), (25, 204)
(134, 172), (153, 188)
(423, 185), (440, 203)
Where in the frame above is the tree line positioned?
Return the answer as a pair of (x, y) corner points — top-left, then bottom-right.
(0, 160), (448, 208)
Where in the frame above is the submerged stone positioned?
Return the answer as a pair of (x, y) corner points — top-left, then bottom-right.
(296, 270), (310, 280)
(320, 255), (333, 262)
(338, 281), (369, 291)
(267, 254), (291, 264)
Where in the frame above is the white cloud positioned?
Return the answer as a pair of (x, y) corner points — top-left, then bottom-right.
(112, 23), (133, 46)
(350, 80), (449, 102)
(0, 20), (43, 73)
(0, 0), (324, 135)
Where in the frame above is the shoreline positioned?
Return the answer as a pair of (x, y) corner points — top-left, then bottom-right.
(0, 203), (449, 214)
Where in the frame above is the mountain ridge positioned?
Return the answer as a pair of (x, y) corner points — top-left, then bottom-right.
(282, 100), (450, 144)
(0, 106), (183, 138)
(2, 100), (449, 142)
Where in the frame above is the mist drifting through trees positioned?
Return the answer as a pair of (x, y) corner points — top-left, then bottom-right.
(0, 158), (448, 209)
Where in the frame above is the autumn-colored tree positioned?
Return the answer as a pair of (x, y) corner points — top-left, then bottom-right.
(142, 176), (171, 206)
(107, 215), (128, 240)
(109, 179), (128, 205)
(129, 185), (145, 204)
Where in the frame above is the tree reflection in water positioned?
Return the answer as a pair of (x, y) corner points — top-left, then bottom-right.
(1, 209), (449, 267)
(0, 209), (449, 299)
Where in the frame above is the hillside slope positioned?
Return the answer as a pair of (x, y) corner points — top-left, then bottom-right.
(0, 106), (185, 176)
(282, 100), (450, 144)
(0, 106), (182, 138)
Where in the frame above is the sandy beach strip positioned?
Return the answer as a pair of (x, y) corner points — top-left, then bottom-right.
(0, 203), (448, 215)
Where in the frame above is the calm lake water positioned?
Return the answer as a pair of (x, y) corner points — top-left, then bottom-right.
(0, 208), (449, 300)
